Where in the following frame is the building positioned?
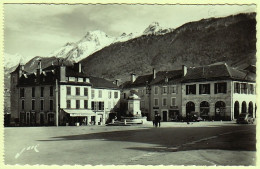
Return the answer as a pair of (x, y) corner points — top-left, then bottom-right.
(181, 63), (256, 121)
(10, 61), (120, 126)
(149, 68), (184, 121)
(120, 63), (256, 121)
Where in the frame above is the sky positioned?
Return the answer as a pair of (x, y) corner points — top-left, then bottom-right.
(4, 4), (256, 57)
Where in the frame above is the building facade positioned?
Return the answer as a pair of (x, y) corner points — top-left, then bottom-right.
(121, 63), (256, 121)
(181, 63), (256, 121)
(10, 62), (120, 126)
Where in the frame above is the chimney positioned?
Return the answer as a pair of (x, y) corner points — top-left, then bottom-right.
(115, 79), (119, 86)
(131, 73), (136, 83)
(182, 65), (187, 76)
(60, 65), (66, 82)
(78, 63), (82, 73)
(153, 68), (156, 79)
(38, 59), (42, 74)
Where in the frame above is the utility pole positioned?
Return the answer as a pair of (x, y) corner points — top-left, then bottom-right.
(55, 78), (59, 127)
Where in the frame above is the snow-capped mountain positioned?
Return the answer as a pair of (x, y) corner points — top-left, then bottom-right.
(47, 22), (171, 63)
(4, 53), (32, 70)
(143, 22), (173, 35)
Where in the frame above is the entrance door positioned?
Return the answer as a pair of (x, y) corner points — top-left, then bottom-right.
(40, 114), (44, 126)
(26, 112), (30, 125)
(48, 113), (55, 126)
(234, 101), (239, 119)
(163, 111), (167, 121)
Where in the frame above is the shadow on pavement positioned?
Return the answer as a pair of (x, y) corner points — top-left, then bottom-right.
(37, 125), (256, 152)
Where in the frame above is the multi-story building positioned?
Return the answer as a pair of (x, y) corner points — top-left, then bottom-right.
(150, 68), (184, 121)
(181, 63), (256, 120)
(10, 61), (120, 126)
(120, 63), (256, 122)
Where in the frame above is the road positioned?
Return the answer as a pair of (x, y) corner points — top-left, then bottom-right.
(4, 122), (256, 166)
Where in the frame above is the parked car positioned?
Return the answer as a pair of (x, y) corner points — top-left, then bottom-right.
(189, 112), (203, 122)
(236, 113), (254, 124)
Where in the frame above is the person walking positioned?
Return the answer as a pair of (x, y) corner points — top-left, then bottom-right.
(158, 114), (161, 127)
(155, 114), (158, 127)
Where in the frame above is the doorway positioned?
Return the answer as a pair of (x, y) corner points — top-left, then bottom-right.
(163, 111), (167, 121)
(186, 102), (195, 116)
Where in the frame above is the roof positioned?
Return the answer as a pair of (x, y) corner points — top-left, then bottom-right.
(89, 76), (119, 89)
(121, 74), (153, 89)
(182, 63), (255, 83)
(150, 70), (183, 85)
(65, 66), (89, 78)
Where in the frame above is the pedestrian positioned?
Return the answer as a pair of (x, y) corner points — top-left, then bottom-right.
(155, 114), (158, 127)
(153, 119), (155, 127)
(158, 114), (161, 127)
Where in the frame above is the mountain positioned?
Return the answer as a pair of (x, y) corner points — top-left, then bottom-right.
(80, 13), (256, 83)
(143, 22), (174, 35)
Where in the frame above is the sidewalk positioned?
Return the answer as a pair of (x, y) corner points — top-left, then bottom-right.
(142, 120), (252, 127)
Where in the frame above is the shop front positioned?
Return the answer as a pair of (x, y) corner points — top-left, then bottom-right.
(62, 109), (96, 126)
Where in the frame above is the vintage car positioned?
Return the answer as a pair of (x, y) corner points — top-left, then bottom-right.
(236, 113), (254, 124)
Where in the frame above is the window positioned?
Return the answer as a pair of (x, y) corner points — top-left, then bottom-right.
(241, 83), (247, 94)
(41, 87), (44, 97)
(199, 84), (210, 94)
(186, 84), (196, 95)
(20, 88), (25, 98)
(91, 89), (95, 98)
(76, 87), (80, 96)
(32, 100), (35, 110)
(50, 86), (53, 96)
(114, 92), (118, 98)
(155, 87), (158, 95)
(108, 91), (112, 99)
(84, 100), (88, 109)
(249, 84), (254, 94)
(84, 88), (88, 96)
(234, 83), (240, 93)
(171, 86), (176, 94)
(40, 100), (44, 111)
(91, 101), (103, 110)
(154, 98), (159, 106)
(32, 87), (35, 97)
(67, 87), (71, 95)
(214, 83), (227, 94)
(162, 98), (167, 106)
(162, 86), (167, 94)
(50, 100), (53, 111)
(99, 102), (104, 110)
(76, 100), (80, 109)
(67, 100), (71, 109)
(171, 98), (176, 106)
(21, 100), (25, 110)
(98, 90), (102, 98)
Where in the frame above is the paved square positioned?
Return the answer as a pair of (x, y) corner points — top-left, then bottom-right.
(4, 122), (256, 165)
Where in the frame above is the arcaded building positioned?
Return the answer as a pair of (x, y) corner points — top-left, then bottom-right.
(181, 63), (256, 120)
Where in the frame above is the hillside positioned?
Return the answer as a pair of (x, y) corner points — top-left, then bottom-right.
(80, 13), (256, 83)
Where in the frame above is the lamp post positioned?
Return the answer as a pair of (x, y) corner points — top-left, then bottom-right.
(146, 81), (151, 120)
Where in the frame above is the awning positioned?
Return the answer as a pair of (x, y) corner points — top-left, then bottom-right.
(62, 109), (96, 117)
